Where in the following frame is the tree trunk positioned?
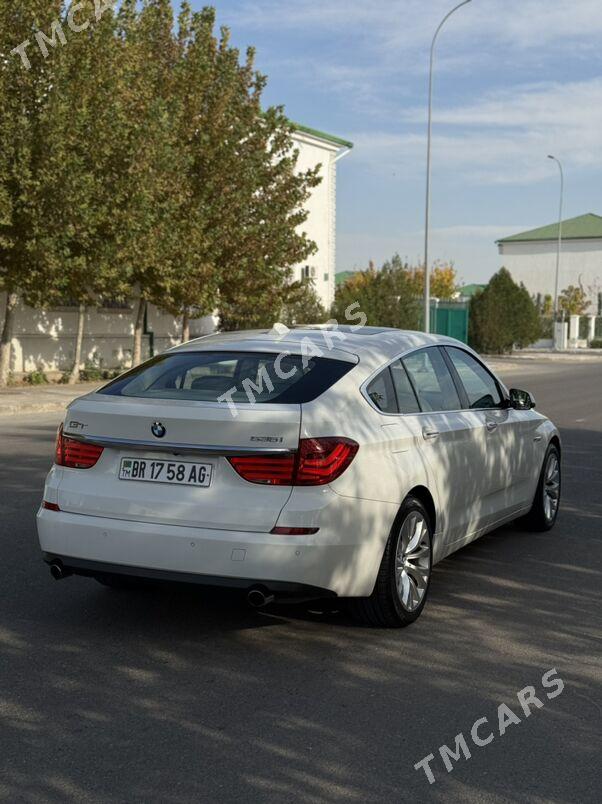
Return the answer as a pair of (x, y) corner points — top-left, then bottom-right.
(132, 297), (146, 367)
(0, 292), (18, 387)
(68, 304), (86, 385)
(181, 308), (190, 344)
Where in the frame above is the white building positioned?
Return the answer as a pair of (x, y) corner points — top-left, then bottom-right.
(497, 213), (602, 310)
(291, 124), (353, 311)
(1, 124), (352, 375)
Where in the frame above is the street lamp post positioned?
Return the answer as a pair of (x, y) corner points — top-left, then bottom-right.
(547, 154), (564, 349)
(423, 0), (472, 334)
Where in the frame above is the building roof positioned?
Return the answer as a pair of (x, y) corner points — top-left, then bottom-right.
(457, 283), (486, 298)
(293, 122), (354, 150)
(335, 270), (358, 286)
(498, 213), (602, 244)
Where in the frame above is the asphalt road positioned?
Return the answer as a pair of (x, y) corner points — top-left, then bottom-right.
(1, 361), (600, 803)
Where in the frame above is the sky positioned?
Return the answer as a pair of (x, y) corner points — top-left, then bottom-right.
(188, 0), (602, 285)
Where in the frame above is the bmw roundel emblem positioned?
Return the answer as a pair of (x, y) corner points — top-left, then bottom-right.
(151, 421), (166, 439)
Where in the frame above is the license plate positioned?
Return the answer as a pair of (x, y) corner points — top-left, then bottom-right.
(118, 457), (212, 487)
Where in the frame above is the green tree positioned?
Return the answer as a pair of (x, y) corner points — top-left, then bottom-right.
(112, 5), (320, 349)
(0, 0), (63, 385)
(111, 0), (183, 365)
(410, 261), (458, 301)
(331, 254), (421, 329)
(281, 279), (328, 326)
(37, 1), (124, 382)
(212, 91), (321, 329)
(469, 267), (541, 354)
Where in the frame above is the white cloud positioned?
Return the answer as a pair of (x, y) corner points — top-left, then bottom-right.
(405, 79), (602, 130)
(346, 76), (602, 184)
(234, 0), (602, 57)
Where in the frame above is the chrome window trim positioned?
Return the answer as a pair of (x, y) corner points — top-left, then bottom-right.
(360, 343), (510, 418)
(63, 433), (296, 457)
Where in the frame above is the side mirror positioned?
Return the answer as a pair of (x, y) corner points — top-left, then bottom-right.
(508, 388), (536, 411)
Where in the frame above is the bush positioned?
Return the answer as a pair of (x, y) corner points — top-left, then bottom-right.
(589, 338), (602, 349)
(79, 364), (121, 382)
(469, 268), (541, 354)
(24, 370), (49, 385)
(79, 364), (106, 382)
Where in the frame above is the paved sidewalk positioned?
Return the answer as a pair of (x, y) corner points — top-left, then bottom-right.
(493, 349), (602, 361)
(0, 382), (100, 417)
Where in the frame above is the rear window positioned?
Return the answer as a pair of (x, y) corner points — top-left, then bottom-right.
(99, 351), (354, 404)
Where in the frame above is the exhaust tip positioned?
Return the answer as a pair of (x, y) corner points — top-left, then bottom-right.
(49, 561), (71, 581)
(247, 588), (275, 609)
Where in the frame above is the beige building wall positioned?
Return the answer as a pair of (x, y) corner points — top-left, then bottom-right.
(498, 238), (602, 309)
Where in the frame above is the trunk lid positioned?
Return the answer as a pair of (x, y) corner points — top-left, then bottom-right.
(58, 394), (300, 532)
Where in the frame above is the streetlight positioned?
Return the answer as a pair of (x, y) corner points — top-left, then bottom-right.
(423, 0), (472, 334)
(547, 154), (564, 348)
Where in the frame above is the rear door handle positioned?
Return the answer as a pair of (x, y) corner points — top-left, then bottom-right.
(423, 428), (440, 441)
(486, 421), (498, 433)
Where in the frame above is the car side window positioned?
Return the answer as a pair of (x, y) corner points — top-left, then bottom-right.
(446, 347), (503, 409)
(366, 368), (398, 413)
(403, 348), (461, 412)
(390, 360), (421, 413)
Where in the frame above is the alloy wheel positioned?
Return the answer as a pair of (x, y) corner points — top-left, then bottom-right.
(395, 512), (431, 612)
(543, 452), (560, 522)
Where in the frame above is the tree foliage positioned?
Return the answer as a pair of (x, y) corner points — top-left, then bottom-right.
(331, 254), (459, 329)
(0, 1), (320, 381)
(469, 267), (541, 354)
(558, 285), (590, 316)
(409, 261), (458, 301)
(280, 279), (328, 327)
(0, 0), (64, 383)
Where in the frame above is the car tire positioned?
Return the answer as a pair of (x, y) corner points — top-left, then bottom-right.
(348, 496), (433, 628)
(523, 443), (561, 532)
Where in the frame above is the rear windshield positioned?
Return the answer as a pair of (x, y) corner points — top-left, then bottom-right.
(99, 351), (354, 404)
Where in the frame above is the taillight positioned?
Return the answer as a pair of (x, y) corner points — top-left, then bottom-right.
(228, 437), (358, 487)
(55, 424), (104, 469)
(228, 454), (296, 486)
(295, 437), (359, 486)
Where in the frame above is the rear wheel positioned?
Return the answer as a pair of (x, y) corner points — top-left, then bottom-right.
(523, 444), (561, 531)
(348, 496), (433, 628)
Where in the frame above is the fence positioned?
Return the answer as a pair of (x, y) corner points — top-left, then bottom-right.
(431, 302), (469, 344)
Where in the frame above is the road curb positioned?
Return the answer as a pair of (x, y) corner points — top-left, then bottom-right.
(0, 401), (70, 417)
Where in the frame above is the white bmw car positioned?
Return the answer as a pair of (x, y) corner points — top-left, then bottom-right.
(37, 326), (561, 627)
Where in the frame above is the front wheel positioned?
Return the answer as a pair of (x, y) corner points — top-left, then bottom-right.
(523, 443), (561, 532)
(348, 496), (433, 628)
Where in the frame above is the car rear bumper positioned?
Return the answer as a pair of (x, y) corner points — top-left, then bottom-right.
(36, 506), (387, 597)
(41, 553), (334, 599)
